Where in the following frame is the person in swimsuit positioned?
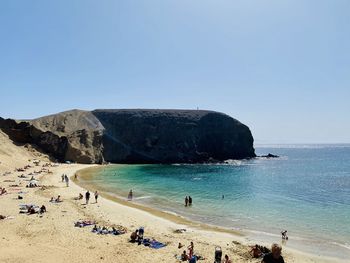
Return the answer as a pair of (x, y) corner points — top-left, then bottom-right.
(188, 241), (194, 258)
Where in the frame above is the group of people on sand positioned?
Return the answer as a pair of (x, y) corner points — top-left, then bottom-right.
(178, 241), (233, 263)
(50, 195), (62, 203)
(20, 204), (46, 215)
(178, 241), (195, 261)
(92, 224), (124, 235)
(130, 227), (145, 244)
(83, 190), (99, 204)
(185, 196), (192, 206)
(249, 243), (285, 263)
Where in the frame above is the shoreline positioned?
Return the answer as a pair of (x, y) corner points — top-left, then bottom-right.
(73, 164), (348, 263)
(74, 165), (244, 237)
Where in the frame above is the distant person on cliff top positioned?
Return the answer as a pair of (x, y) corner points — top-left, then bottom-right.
(94, 191), (99, 203)
(85, 190), (90, 204)
(261, 243), (284, 263)
(128, 190), (133, 200)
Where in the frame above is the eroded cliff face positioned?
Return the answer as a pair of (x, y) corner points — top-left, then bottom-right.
(0, 109), (255, 164)
(0, 117), (68, 161)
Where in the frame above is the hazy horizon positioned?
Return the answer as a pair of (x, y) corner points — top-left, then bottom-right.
(1, 1), (349, 144)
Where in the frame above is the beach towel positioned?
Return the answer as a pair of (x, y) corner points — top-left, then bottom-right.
(142, 239), (166, 249)
(150, 240), (167, 249)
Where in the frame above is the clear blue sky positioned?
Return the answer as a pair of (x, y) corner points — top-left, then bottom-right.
(1, 1), (349, 144)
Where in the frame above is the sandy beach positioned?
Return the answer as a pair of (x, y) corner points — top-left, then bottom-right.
(0, 131), (345, 263)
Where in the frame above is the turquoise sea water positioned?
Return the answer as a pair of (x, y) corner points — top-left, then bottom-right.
(84, 145), (350, 259)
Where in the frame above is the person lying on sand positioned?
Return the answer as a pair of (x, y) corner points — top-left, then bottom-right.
(27, 206), (37, 215)
(40, 205), (46, 214)
(97, 226), (108, 234)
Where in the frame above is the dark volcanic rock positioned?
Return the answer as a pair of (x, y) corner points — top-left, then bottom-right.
(0, 109), (256, 164)
(260, 153), (279, 158)
(92, 109), (255, 163)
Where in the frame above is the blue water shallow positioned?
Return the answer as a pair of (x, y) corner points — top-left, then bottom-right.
(87, 145), (350, 259)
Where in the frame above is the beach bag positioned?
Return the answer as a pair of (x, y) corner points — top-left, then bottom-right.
(189, 256), (197, 263)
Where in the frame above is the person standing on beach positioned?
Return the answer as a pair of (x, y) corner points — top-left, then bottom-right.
(128, 190), (133, 200)
(185, 196), (188, 207)
(188, 241), (194, 259)
(85, 190), (90, 204)
(188, 196), (192, 206)
(61, 174), (64, 182)
(64, 175), (69, 187)
(94, 191), (99, 203)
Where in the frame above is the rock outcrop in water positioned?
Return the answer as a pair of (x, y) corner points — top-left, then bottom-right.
(0, 109), (255, 163)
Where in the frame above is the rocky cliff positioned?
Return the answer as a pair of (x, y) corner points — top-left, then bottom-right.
(0, 109), (255, 163)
